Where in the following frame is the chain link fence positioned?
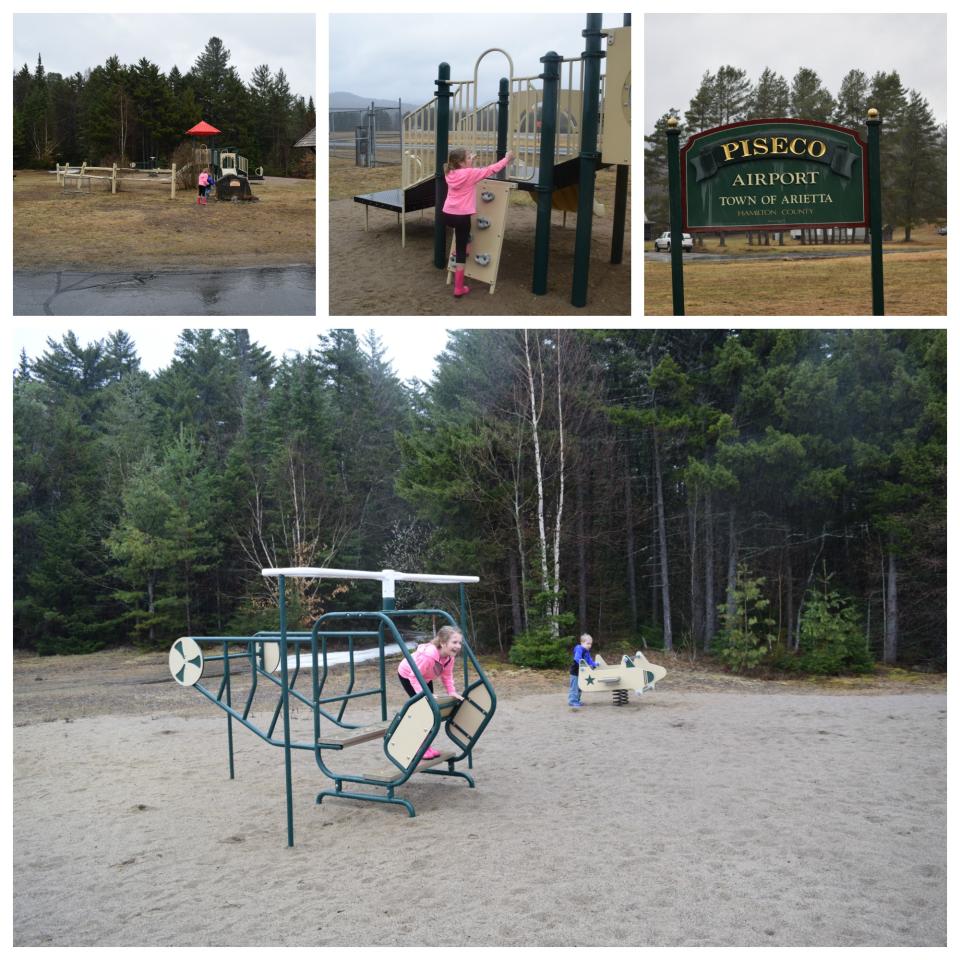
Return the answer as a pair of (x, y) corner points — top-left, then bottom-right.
(330, 101), (404, 167)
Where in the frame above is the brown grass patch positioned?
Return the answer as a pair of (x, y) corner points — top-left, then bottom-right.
(645, 247), (946, 315)
(13, 170), (316, 271)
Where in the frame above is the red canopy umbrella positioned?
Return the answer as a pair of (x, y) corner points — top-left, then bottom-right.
(185, 120), (221, 136)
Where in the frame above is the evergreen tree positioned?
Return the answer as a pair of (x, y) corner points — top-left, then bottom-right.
(834, 69), (869, 127)
(748, 68), (790, 118)
(789, 67), (835, 120)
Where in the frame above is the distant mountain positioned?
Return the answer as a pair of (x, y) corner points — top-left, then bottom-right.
(330, 91), (415, 112)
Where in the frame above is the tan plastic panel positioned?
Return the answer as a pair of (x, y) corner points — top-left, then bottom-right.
(447, 177), (517, 294)
(601, 27), (631, 165)
(385, 697), (436, 767)
(449, 684), (493, 738)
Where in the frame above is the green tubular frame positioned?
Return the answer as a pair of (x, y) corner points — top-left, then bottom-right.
(175, 600), (496, 845)
(312, 607), (496, 816)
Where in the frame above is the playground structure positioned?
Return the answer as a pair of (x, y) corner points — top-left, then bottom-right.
(192, 145), (260, 201)
(168, 567), (496, 846)
(352, 13), (631, 306)
(578, 650), (667, 706)
(55, 161), (180, 198)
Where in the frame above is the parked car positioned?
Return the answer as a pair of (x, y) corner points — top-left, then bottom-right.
(653, 231), (693, 252)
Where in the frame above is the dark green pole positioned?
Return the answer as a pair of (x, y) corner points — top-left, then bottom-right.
(532, 51), (561, 295)
(381, 577), (396, 722)
(610, 13), (630, 265)
(497, 78), (509, 160)
(433, 62), (452, 269)
(611, 165), (629, 264)
(666, 116), (685, 315)
(278, 575), (294, 847)
(571, 13), (604, 308)
(866, 107), (885, 316)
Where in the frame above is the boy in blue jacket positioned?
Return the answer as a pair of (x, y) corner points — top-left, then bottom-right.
(568, 634), (597, 709)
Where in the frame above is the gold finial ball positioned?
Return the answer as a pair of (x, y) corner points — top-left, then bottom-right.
(867, 107), (879, 119)
(667, 117), (678, 128)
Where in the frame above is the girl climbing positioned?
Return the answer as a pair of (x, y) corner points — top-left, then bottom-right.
(397, 625), (464, 759)
(443, 149), (513, 298)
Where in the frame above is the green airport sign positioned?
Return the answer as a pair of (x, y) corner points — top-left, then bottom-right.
(681, 119), (868, 230)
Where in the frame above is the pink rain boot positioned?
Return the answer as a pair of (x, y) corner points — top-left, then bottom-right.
(453, 267), (470, 298)
(422, 747), (441, 760)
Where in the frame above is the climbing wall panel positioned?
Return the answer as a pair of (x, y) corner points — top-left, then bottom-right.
(446, 177), (517, 294)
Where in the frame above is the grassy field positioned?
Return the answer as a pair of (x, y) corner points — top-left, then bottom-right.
(13, 170), (316, 271)
(645, 224), (947, 315)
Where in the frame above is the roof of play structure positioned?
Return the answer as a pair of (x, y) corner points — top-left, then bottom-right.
(185, 120), (221, 136)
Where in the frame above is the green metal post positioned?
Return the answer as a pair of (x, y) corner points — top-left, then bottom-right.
(497, 78), (509, 160)
(532, 51), (562, 295)
(867, 108), (885, 316)
(610, 165), (629, 263)
(666, 117), (685, 315)
(458, 583), (469, 688)
(433, 62), (452, 269)
(225, 640), (234, 779)
(380, 579), (396, 722)
(278, 575), (294, 847)
(571, 13), (604, 308)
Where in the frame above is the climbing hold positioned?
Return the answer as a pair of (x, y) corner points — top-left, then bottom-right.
(169, 637), (203, 687)
(477, 217), (491, 229)
(480, 191), (494, 203)
(475, 253), (491, 266)
(449, 254), (457, 268)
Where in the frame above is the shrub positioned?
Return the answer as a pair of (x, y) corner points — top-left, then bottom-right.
(796, 575), (873, 675)
(508, 623), (574, 670)
(713, 563), (776, 673)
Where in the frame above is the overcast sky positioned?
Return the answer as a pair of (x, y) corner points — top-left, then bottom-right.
(329, 12), (627, 106)
(645, 13), (947, 133)
(12, 12), (315, 102)
(12, 324), (453, 386)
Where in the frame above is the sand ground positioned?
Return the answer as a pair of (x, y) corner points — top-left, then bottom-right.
(328, 194), (631, 317)
(12, 649), (946, 948)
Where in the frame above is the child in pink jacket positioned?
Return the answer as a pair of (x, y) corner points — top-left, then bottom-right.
(397, 626), (464, 759)
(443, 148), (513, 298)
(197, 169), (209, 206)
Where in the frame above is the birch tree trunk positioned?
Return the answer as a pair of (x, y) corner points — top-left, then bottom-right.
(523, 330), (550, 602)
(550, 332), (565, 628)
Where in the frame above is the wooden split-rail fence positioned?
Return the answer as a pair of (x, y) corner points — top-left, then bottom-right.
(55, 162), (186, 199)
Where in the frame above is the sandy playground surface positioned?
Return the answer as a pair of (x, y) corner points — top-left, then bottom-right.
(328, 195), (631, 317)
(12, 648), (946, 948)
